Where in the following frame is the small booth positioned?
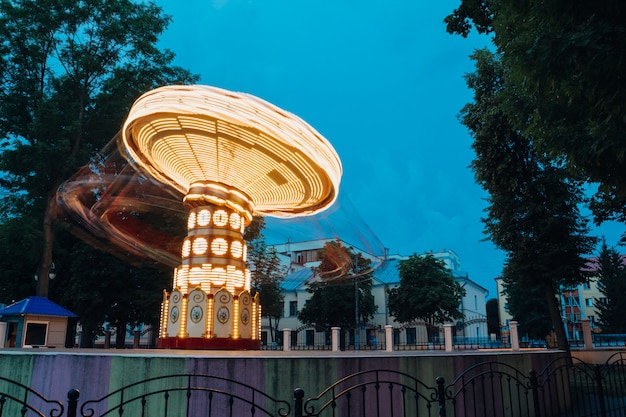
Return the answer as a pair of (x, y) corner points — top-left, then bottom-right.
(0, 296), (77, 348)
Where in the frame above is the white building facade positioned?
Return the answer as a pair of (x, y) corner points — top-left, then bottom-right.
(261, 240), (489, 348)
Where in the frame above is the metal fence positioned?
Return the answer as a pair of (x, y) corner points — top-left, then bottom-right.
(260, 327), (512, 352)
(2, 352), (626, 416)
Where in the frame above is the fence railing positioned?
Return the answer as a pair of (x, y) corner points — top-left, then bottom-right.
(2, 352), (626, 416)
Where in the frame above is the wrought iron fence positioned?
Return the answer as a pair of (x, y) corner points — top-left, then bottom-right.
(0, 375), (65, 417)
(2, 352), (626, 417)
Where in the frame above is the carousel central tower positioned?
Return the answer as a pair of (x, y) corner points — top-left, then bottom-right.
(121, 85), (342, 349)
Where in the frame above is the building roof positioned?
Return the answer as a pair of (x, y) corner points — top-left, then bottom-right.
(371, 259), (401, 285)
(281, 257), (486, 293)
(0, 297), (77, 318)
(282, 268), (314, 291)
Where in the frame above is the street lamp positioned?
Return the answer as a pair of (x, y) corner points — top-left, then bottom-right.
(351, 247), (360, 351)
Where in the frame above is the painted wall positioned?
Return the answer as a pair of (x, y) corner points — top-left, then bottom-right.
(0, 349), (565, 416)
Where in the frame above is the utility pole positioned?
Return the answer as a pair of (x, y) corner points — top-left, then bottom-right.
(352, 248), (360, 351)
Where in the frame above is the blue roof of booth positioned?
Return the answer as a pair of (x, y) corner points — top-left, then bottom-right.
(0, 296), (77, 317)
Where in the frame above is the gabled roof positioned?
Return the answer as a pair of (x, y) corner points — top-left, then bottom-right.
(372, 259), (400, 285)
(282, 268), (314, 291)
(0, 297), (77, 317)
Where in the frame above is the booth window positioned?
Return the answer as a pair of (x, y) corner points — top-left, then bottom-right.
(24, 322), (48, 346)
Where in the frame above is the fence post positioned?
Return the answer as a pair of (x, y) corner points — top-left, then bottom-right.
(294, 388), (304, 417)
(66, 389), (79, 417)
(331, 327), (340, 351)
(444, 324), (453, 352)
(385, 325), (393, 352)
(283, 328), (291, 351)
(529, 369), (541, 417)
(594, 364), (607, 417)
(436, 376), (446, 417)
(510, 321), (520, 351)
(581, 319), (593, 350)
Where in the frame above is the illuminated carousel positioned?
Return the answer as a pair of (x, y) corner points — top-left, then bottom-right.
(118, 85), (342, 349)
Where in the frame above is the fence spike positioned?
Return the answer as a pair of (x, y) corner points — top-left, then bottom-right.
(436, 376), (446, 417)
(67, 389), (80, 417)
(293, 388), (304, 417)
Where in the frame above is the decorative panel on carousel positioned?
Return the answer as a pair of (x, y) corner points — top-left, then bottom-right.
(212, 288), (233, 338)
(167, 289), (183, 337)
(186, 287), (207, 338)
(237, 290), (253, 339)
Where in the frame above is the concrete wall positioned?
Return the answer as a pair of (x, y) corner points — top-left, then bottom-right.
(571, 348), (625, 364)
(0, 349), (564, 406)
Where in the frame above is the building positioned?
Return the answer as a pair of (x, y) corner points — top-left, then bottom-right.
(262, 239), (489, 347)
(495, 256), (620, 340)
(0, 296), (77, 348)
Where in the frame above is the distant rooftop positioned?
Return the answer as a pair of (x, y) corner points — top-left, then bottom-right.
(0, 296), (77, 317)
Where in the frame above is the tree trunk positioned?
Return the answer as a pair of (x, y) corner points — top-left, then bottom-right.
(36, 193), (59, 297)
(115, 323), (127, 349)
(544, 282), (570, 354)
(79, 324), (96, 348)
(268, 316), (274, 343)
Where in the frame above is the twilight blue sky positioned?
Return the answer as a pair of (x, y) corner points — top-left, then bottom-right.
(153, 0), (624, 295)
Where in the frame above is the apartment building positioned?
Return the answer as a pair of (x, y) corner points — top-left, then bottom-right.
(495, 262), (611, 340)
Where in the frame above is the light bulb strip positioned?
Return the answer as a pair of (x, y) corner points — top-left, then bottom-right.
(122, 85), (341, 218)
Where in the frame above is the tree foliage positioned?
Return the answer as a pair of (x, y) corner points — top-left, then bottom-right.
(63, 241), (171, 347)
(502, 277), (553, 340)
(461, 49), (596, 350)
(388, 254), (465, 324)
(247, 220), (286, 343)
(446, 0), (626, 236)
(298, 241), (376, 330)
(0, 0), (198, 298)
(595, 241), (626, 333)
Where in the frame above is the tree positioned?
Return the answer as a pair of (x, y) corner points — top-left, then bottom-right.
(461, 49), (596, 350)
(502, 277), (553, 340)
(298, 241), (376, 332)
(445, 0), (626, 238)
(63, 241), (171, 347)
(247, 223), (287, 343)
(0, 218), (39, 302)
(595, 241), (626, 333)
(388, 254), (465, 325)
(0, 0), (198, 298)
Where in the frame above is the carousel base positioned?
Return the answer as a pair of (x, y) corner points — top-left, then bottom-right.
(157, 337), (261, 350)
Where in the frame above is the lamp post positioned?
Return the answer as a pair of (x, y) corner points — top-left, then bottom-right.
(352, 248), (359, 351)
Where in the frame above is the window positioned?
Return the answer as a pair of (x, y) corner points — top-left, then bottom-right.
(289, 301), (297, 316)
(585, 298), (593, 307)
(583, 282), (591, 290)
(24, 322), (48, 346)
(589, 316), (595, 324)
(474, 295), (478, 310)
(599, 297), (607, 305)
(306, 330), (315, 346)
(279, 302), (285, 317)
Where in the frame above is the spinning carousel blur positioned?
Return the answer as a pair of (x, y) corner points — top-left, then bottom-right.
(58, 85), (342, 349)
